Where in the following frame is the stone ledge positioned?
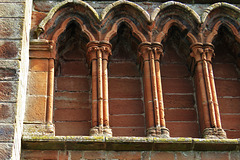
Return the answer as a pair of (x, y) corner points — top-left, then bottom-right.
(22, 136), (240, 151)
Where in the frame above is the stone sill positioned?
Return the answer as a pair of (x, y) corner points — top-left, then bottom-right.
(22, 136), (240, 151)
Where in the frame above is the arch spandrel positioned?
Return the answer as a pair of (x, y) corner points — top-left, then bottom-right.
(152, 1), (200, 44)
(202, 2), (240, 43)
(36, 0), (99, 41)
(100, 0), (150, 42)
(151, 1), (200, 23)
(100, 0), (150, 22)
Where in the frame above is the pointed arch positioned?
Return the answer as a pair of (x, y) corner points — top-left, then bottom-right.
(50, 17), (92, 59)
(203, 2), (240, 43)
(155, 19), (198, 44)
(152, 1), (200, 44)
(101, 0), (150, 22)
(36, 0), (98, 40)
(151, 1), (200, 23)
(100, 0), (150, 42)
(103, 18), (147, 42)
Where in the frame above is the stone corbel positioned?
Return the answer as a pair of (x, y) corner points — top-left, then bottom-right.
(87, 41), (112, 137)
(190, 43), (226, 139)
(138, 42), (169, 138)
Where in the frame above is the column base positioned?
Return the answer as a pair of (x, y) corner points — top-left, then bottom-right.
(203, 128), (227, 139)
(23, 123), (55, 137)
(147, 127), (170, 138)
(90, 126), (112, 137)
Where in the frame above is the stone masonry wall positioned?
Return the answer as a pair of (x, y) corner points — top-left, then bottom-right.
(21, 0), (240, 159)
(24, 0), (240, 139)
(21, 150), (240, 160)
(0, 0), (32, 160)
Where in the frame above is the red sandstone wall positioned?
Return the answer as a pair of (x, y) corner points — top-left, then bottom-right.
(162, 44), (200, 138)
(54, 46), (91, 136)
(21, 150), (240, 160)
(213, 43), (240, 138)
(26, 1), (240, 139)
(109, 58), (145, 137)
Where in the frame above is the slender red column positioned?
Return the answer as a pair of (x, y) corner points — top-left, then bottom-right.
(139, 43), (155, 133)
(45, 58), (55, 134)
(152, 43), (166, 129)
(46, 58), (54, 124)
(190, 43), (226, 139)
(138, 42), (169, 138)
(87, 41), (112, 137)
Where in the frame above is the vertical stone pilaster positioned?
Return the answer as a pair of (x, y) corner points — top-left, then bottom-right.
(190, 43), (226, 139)
(138, 42), (169, 138)
(23, 39), (55, 137)
(87, 41), (112, 137)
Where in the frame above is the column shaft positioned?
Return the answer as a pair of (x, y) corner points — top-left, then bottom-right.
(46, 58), (54, 124)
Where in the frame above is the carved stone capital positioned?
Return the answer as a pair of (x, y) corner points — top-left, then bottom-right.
(203, 128), (227, 139)
(86, 41), (112, 64)
(203, 43), (215, 61)
(89, 126), (112, 137)
(152, 42), (164, 61)
(138, 42), (152, 61)
(30, 39), (54, 59)
(147, 127), (170, 138)
(190, 43), (204, 62)
(138, 42), (164, 61)
(190, 43), (215, 63)
(100, 41), (112, 60)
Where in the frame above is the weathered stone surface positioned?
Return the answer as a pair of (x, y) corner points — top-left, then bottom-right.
(0, 18), (23, 39)
(0, 125), (14, 141)
(0, 3), (24, 17)
(0, 143), (12, 160)
(0, 60), (19, 81)
(0, 41), (20, 59)
(34, 1), (59, 12)
(0, 103), (16, 123)
(24, 96), (46, 122)
(27, 72), (47, 95)
(0, 81), (18, 102)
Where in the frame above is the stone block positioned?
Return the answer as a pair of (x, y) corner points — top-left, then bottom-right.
(24, 96), (46, 122)
(61, 61), (89, 76)
(107, 151), (141, 159)
(54, 92), (90, 109)
(0, 103), (16, 123)
(109, 99), (143, 114)
(0, 3), (24, 17)
(0, 60), (20, 81)
(0, 81), (18, 102)
(84, 151), (107, 159)
(55, 122), (91, 136)
(111, 127), (145, 137)
(165, 108), (197, 121)
(110, 115), (144, 127)
(0, 18), (23, 39)
(0, 143), (12, 160)
(109, 78), (142, 98)
(54, 108), (91, 121)
(150, 151), (175, 160)
(56, 77), (90, 92)
(0, 41), (20, 59)
(70, 151), (83, 160)
(200, 151), (229, 160)
(29, 59), (48, 72)
(0, 125), (14, 141)
(167, 122), (200, 138)
(27, 72), (48, 95)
